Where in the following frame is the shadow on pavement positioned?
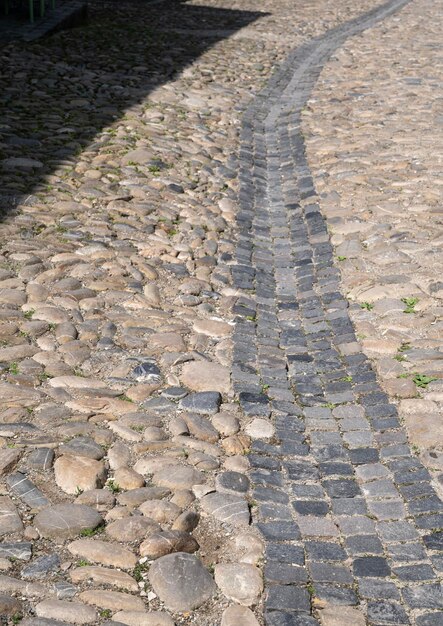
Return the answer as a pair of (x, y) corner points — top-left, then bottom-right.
(0, 0), (267, 222)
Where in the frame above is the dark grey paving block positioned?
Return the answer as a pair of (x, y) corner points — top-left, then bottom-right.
(265, 562), (308, 584)
(322, 479), (361, 498)
(264, 612), (319, 626)
(388, 542), (427, 562)
(308, 561), (353, 584)
(292, 501), (329, 516)
(353, 556), (391, 577)
(179, 391), (221, 414)
(358, 578), (400, 600)
(377, 521), (419, 542)
(367, 600), (410, 624)
(392, 564), (436, 581)
(266, 543), (305, 565)
(331, 498), (367, 515)
(258, 521), (301, 541)
(416, 614), (443, 626)
(402, 584), (443, 609)
(345, 534), (384, 556)
(305, 541), (347, 562)
(256, 486), (290, 504)
(314, 584), (358, 606)
(266, 585), (311, 612)
(260, 503), (294, 521)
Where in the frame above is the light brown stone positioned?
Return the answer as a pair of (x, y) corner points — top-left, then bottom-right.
(214, 563), (263, 606)
(180, 361), (230, 394)
(35, 599), (97, 624)
(54, 455), (107, 494)
(68, 539), (137, 569)
(113, 611), (174, 626)
(221, 606), (260, 626)
(79, 589), (145, 612)
(70, 566), (139, 592)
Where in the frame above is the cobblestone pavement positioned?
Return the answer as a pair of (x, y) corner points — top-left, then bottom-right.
(232, 0), (443, 623)
(0, 0), (442, 623)
(303, 0), (443, 477)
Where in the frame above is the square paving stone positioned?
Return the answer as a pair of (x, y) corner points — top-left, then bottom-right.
(259, 503), (294, 521)
(348, 447), (380, 464)
(296, 516), (339, 538)
(392, 564), (436, 581)
(353, 556), (391, 577)
(285, 461), (319, 481)
(358, 578), (400, 600)
(398, 482), (436, 500)
(264, 611), (319, 626)
(319, 462), (354, 477)
(367, 500), (406, 521)
(336, 515), (376, 535)
(314, 584), (358, 606)
(416, 614), (443, 626)
(345, 535), (384, 556)
(258, 522), (301, 541)
(367, 600), (410, 624)
(331, 498), (367, 515)
(416, 514), (443, 530)
(409, 496), (443, 516)
(402, 584), (443, 609)
(377, 521), (419, 542)
(265, 562), (308, 584)
(256, 487), (290, 504)
(308, 561), (353, 584)
(266, 543), (305, 565)
(424, 531), (443, 551)
(388, 542), (427, 562)
(355, 463), (390, 482)
(291, 485), (325, 499)
(361, 479), (399, 499)
(266, 585), (311, 612)
(305, 541), (347, 562)
(292, 501), (329, 516)
(322, 479), (361, 498)
(250, 455), (281, 470)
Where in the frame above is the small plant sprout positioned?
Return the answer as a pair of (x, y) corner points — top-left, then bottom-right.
(107, 479), (121, 494)
(337, 256), (347, 262)
(412, 373), (437, 389)
(398, 342), (412, 352)
(401, 297), (419, 314)
(360, 302), (374, 311)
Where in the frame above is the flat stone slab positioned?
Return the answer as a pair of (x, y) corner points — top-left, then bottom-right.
(179, 391), (222, 415)
(34, 504), (103, 540)
(0, 496), (23, 536)
(6, 471), (50, 509)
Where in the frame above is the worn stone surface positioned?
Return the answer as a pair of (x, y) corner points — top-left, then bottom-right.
(67, 539), (137, 569)
(221, 606), (260, 626)
(215, 563), (263, 606)
(0, 0), (441, 623)
(35, 599), (97, 624)
(148, 552), (215, 611)
(34, 504), (103, 540)
(113, 612), (174, 626)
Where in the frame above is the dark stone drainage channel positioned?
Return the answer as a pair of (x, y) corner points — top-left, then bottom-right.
(232, 0), (443, 623)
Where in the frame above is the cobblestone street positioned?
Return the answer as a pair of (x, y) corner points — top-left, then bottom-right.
(0, 0), (442, 624)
